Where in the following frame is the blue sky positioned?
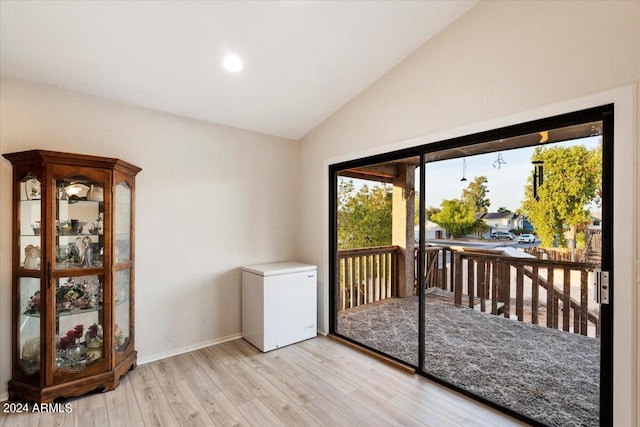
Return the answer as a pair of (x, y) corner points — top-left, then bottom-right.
(422, 136), (601, 211)
(340, 136), (601, 213)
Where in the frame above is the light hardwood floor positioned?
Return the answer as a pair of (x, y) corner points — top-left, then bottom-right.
(0, 336), (529, 426)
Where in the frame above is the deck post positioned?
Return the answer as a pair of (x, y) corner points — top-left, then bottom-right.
(392, 164), (415, 297)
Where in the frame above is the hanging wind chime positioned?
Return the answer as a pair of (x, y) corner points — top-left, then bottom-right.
(532, 160), (544, 201)
(493, 152), (507, 169)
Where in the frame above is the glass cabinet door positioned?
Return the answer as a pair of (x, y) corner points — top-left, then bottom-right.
(54, 176), (105, 270)
(54, 275), (105, 372)
(52, 171), (107, 375)
(114, 269), (131, 352)
(19, 175), (42, 271)
(19, 278), (41, 376)
(17, 175), (42, 377)
(114, 183), (131, 263)
(114, 183), (132, 352)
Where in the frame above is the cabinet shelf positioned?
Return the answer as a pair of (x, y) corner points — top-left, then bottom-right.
(23, 305), (104, 318)
(58, 200), (103, 206)
(4, 149), (141, 403)
(56, 233), (103, 238)
(56, 354), (93, 372)
(55, 262), (104, 270)
(22, 299), (128, 318)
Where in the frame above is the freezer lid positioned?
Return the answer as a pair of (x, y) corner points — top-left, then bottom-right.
(242, 262), (317, 277)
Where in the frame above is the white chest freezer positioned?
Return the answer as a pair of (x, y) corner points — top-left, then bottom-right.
(242, 262), (317, 352)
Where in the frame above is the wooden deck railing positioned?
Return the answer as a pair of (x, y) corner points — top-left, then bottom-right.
(522, 231), (602, 264)
(416, 246), (456, 292)
(416, 247), (599, 337)
(523, 246), (584, 262)
(337, 246), (398, 310)
(339, 245), (600, 337)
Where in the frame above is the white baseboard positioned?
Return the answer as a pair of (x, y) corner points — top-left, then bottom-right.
(137, 332), (243, 365)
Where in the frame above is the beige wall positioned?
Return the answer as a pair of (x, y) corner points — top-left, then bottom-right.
(0, 78), (299, 398)
(298, 1), (639, 424)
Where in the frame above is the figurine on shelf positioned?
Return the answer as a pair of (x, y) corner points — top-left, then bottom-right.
(82, 236), (94, 267)
(88, 222), (99, 234)
(96, 214), (104, 235)
(114, 324), (126, 348)
(23, 244), (40, 270)
(25, 179), (41, 200)
(85, 323), (103, 362)
(74, 237), (85, 264)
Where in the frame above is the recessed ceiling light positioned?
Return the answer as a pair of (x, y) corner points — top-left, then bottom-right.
(223, 55), (243, 73)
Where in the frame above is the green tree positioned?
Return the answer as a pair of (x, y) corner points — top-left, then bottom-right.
(462, 176), (490, 213)
(521, 144), (601, 247)
(430, 199), (477, 238)
(425, 206), (441, 220)
(337, 178), (355, 211)
(497, 206), (511, 213)
(337, 179), (392, 249)
(414, 198), (441, 225)
(473, 219), (490, 236)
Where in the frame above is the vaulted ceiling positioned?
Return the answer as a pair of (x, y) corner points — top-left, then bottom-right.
(0, 1), (476, 139)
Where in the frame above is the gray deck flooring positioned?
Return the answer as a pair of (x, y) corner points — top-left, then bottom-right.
(337, 296), (600, 427)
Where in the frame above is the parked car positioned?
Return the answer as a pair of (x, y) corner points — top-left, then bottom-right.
(491, 231), (515, 240)
(517, 233), (536, 243)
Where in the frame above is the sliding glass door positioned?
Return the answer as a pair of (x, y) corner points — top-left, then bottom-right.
(330, 106), (613, 426)
(420, 118), (609, 426)
(332, 157), (420, 367)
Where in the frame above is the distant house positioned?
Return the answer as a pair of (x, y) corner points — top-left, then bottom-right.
(587, 212), (602, 230)
(414, 220), (448, 241)
(479, 212), (528, 234)
(522, 216), (534, 232)
(475, 212), (495, 239)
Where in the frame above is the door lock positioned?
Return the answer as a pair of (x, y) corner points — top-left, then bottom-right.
(593, 269), (610, 305)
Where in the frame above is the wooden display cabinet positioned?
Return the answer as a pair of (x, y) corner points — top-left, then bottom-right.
(2, 150), (141, 403)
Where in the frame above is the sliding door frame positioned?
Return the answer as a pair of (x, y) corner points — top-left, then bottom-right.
(329, 104), (614, 426)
